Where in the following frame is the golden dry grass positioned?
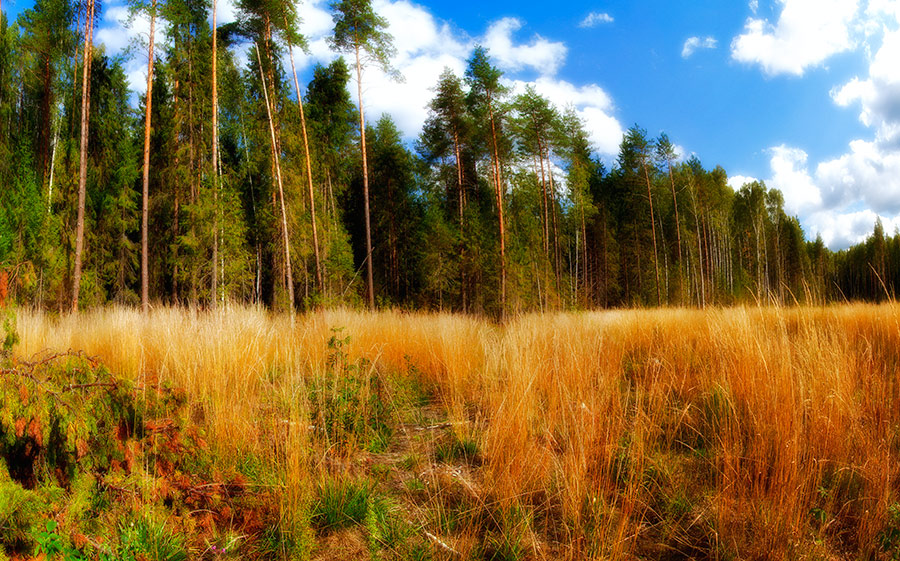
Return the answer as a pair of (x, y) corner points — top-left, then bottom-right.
(14, 304), (900, 559)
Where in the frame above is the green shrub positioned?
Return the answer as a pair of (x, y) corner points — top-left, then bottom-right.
(308, 329), (393, 453)
(118, 515), (187, 561)
(0, 477), (43, 553)
(435, 433), (480, 465)
(311, 477), (374, 533)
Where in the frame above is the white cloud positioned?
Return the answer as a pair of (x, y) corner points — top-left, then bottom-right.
(749, 0), (759, 14)
(92, 0), (624, 158)
(761, 139), (900, 248)
(749, 7), (900, 248)
(482, 18), (567, 76)
(730, 0), (860, 76)
(681, 36), (717, 58)
(768, 145), (823, 213)
(95, 0), (169, 94)
(579, 12), (614, 28)
(727, 174), (759, 190)
(831, 24), (900, 141)
(509, 76), (623, 155)
(286, 0), (620, 154)
(805, 208), (895, 249)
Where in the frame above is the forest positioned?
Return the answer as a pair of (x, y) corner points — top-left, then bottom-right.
(0, 0), (897, 317)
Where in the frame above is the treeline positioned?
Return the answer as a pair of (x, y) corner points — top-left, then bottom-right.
(0, 0), (895, 315)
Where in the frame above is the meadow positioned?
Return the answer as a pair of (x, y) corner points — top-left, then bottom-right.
(2, 304), (899, 560)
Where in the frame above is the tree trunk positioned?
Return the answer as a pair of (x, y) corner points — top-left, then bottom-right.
(547, 151), (561, 293)
(141, 0), (156, 314)
(285, 19), (324, 296)
(667, 165), (683, 302)
(454, 129), (466, 312)
(536, 136), (549, 258)
(487, 96), (506, 319)
(71, 0), (94, 313)
(210, 0), (219, 309)
(256, 43), (294, 314)
(643, 164), (661, 306)
(354, 44), (375, 310)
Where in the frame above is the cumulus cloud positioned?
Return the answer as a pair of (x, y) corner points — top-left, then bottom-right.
(727, 174), (759, 190)
(761, 139), (900, 248)
(509, 76), (623, 155)
(768, 145), (824, 213)
(94, 0), (170, 94)
(482, 18), (567, 76)
(291, 0), (620, 154)
(681, 36), (717, 58)
(579, 12), (614, 28)
(748, 6), (900, 248)
(92, 0), (624, 158)
(730, 0), (860, 76)
(831, 24), (900, 142)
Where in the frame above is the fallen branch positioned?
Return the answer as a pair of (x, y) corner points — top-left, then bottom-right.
(424, 531), (459, 556)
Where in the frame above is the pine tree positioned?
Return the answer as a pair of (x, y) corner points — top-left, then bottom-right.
(71, 0), (94, 312)
(329, 0), (397, 310)
(465, 46), (509, 318)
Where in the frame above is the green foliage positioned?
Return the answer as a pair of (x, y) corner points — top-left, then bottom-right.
(1, 311), (17, 352)
(0, 477), (44, 553)
(879, 503), (900, 559)
(35, 520), (85, 561)
(311, 477), (373, 533)
(117, 515), (187, 561)
(308, 328), (392, 452)
(329, 0), (396, 75)
(435, 432), (480, 465)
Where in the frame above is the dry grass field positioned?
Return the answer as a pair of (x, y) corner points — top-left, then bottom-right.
(4, 304), (900, 560)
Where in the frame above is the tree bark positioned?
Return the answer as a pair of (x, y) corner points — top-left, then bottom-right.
(643, 163), (661, 306)
(285, 18), (324, 296)
(454, 129), (466, 312)
(141, 0), (157, 314)
(667, 164), (683, 302)
(354, 43), (375, 310)
(256, 44), (294, 314)
(210, 0), (219, 309)
(71, 0), (94, 313)
(487, 96), (506, 319)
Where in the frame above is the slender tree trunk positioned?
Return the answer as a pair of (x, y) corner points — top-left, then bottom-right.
(667, 165), (683, 302)
(536, 136), (549, 257)
(547, 151), (561, 292)
(188, 55), (198, 308)
(285, 20), (323, 295)
(71, 0), (94, 312)
(354, 44), (375, 310)
(171, 79), (181, 302)
(141, 0), (157, 314)
(257, 44), (294, 314)
(454, 129), (466, 312)
(210, 0), (219, 309)
(689, 182), (705, 307)
(643, 164), (661, 306)
(487, 97), (506, 319)
(47, 118), (59, 213)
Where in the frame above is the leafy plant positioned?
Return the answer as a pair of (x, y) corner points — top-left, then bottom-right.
(35, 520), (85, 561)
(308, 329), (392, 452)
(878, 503), (900, 559)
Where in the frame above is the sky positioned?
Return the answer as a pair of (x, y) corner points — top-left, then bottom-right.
(5, 0), (900, 249)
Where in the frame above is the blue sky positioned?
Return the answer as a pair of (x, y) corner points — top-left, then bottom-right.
(5, 0), (900, 249)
